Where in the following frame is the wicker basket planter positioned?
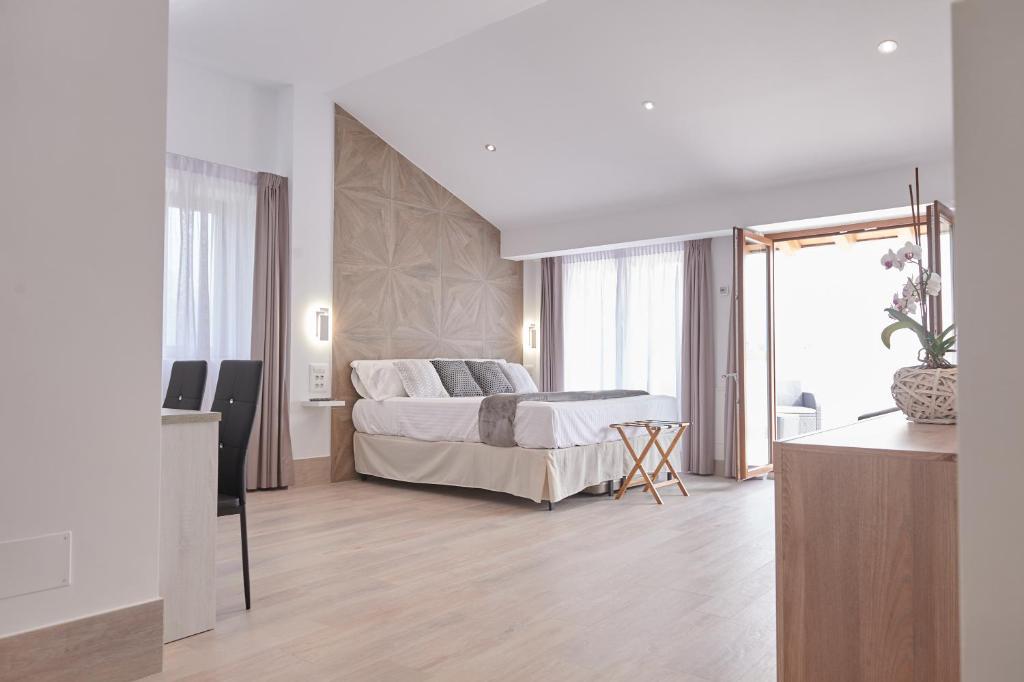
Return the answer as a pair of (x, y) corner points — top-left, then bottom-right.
(891, 366), (958, 424)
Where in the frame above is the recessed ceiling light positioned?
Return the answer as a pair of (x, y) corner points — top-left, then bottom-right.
(484, 143), (496, 152)
(642, 100), (655, 111)
(877, 39), (899, 55)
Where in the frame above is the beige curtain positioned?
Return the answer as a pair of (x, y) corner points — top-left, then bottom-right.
(540, 257), (564, 392)
(247, 172), (294, 490)
(680, 239), (716, 474)
(723, 282), (738, 479)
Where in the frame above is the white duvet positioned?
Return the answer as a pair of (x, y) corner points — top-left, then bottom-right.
(351, 394), (679, 449)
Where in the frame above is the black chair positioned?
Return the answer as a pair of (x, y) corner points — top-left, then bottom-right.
(162, 361), (208, 410)
(212, 360), (263, 610)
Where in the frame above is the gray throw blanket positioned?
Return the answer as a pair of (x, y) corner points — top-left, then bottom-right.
(479, 390), (649, 447)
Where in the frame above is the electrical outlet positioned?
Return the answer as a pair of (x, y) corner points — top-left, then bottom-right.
(308, 363), (329, 398)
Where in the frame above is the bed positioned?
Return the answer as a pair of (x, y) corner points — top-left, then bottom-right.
(351, 375), (681, 505)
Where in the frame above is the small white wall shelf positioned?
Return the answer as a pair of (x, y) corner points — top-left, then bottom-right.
(300, 400), (346, 408)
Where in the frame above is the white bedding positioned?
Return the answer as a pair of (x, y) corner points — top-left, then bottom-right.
(352, 394), (678, 449)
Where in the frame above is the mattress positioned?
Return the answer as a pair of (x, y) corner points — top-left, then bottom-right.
(352, 394), (679, 449)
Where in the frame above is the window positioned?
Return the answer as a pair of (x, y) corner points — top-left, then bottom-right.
(562, 242), (685, 399)
(162, 154), (257, 404)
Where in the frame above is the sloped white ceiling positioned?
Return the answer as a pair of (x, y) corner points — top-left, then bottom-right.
(172, 0), (953, 238)
(169, 0), (548, 87)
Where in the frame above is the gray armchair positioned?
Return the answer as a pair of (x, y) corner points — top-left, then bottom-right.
(776, 382), (823, 440)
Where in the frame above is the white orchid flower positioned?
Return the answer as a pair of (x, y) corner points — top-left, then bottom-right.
(880, 236), (956, 366)
(902, 281), (918, 300)
(896, 241), (922, 264)
(891, 291), (919, 315)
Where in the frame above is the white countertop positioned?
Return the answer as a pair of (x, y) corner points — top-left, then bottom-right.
(161, 408), (221, 425)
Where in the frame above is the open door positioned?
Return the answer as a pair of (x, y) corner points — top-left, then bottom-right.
(733, 228), (775, 479)
(729, 208), (953, 479)
(926, 201), (955, 339)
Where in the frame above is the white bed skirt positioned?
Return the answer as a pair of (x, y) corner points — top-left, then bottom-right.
(354, 432), (681, 504)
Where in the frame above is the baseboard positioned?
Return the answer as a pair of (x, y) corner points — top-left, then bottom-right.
(293, 456), (332, 487)
(0, 598), (162, 682)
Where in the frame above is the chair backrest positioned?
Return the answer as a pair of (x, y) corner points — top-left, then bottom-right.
(798, 392), (819, 410)
(163, 361), (208, 410)
(211, 360), (263, 501)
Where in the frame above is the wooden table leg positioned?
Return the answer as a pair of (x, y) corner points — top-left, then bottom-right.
(614, 426), (662, 503)
(646, 425), (689, 496)
(634, 456), (663, 505)
(615, 425), (664, 504)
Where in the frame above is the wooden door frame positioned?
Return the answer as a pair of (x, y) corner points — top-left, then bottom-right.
(926, 201), (956, 335)
(734, 227), (776, 480)
(732, 207), (954, 480)
(768, 215), (925, 242)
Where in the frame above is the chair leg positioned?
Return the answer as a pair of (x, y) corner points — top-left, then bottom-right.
(239, 505), (251, 610)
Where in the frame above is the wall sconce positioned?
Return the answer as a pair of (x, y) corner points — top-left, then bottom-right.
(528, 323), (537, 350)
(315, 308), (330, 342)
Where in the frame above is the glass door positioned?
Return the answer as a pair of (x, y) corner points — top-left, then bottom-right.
(734, 228), (775, 479)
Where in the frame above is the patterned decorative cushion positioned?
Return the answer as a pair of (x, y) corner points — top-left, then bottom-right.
(394, 360), (450, 398)
(430, 359), (483, 397)
(465, 360), (515, 395)
(500, 362), (539, 393)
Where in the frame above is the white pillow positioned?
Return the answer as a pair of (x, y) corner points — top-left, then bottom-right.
(351, 368), (371, 399)
(350, 360), (407, 400)
(501, 363), (539, 393)
(394, 360), (449, 398)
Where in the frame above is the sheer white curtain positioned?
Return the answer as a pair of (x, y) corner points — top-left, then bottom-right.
(163, 154), (257, 406)
(562, 242), (685, 401)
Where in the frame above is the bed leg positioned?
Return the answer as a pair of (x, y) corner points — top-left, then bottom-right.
(547, 501), (554, 512)
(607, 480), (614, 497)
(359, 473), (368, 481)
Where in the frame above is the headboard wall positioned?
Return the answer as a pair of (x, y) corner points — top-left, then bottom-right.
(331, 106), (523, 480)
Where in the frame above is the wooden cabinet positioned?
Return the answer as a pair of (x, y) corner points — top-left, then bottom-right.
(774, 414), (959, 681)
(160, 408), (220, 643)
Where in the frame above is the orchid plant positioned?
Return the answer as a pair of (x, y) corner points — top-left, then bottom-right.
(880, 240), (955, 368)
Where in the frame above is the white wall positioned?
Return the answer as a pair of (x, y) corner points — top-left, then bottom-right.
(502, 160), (954, 259)
(287, 85), (334, 461)
(166, 62), (335, 461)
(521, 259), (541, 384)
(951, 0), (1024, 677)
(0, 0), (167, 636)
(167, 58), (289, 176)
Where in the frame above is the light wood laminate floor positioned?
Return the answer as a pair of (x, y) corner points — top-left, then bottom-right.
(146, 476), (776, 681)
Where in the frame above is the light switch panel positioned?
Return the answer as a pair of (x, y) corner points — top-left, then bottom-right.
(308, 363), (329, 398)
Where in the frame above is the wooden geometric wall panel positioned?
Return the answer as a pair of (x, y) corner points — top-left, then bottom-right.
(331, 106), (523, 481)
